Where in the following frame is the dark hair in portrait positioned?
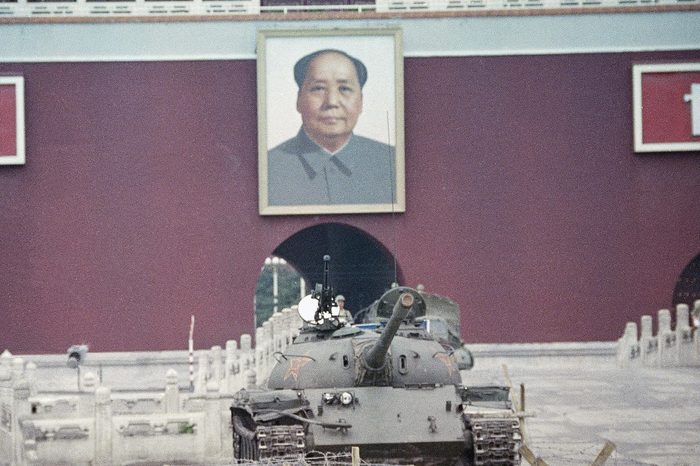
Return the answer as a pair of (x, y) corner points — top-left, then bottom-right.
(293, 49), (368, 89)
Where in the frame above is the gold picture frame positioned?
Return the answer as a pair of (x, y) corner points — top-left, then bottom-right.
(257, 28), (405, 215)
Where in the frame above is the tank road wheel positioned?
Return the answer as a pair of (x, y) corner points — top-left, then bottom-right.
(456, 430), (475, 466)
(231, 409), (259, 461)
(455, 451), (473, 466)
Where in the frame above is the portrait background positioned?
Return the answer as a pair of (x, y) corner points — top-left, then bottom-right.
(257, 28), (405, 215)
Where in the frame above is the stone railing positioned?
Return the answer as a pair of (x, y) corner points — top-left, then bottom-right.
(616, 300), (700, 368)
(0, 306), (303, 466)
(0, 0), (695, 20)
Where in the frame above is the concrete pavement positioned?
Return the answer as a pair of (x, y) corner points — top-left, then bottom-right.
(9, 342), (700, 466)
(467, 343), (700, 466)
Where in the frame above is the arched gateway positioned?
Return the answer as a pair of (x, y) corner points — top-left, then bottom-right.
(673, 253), (700, 312)
(272, 223), (401, 313)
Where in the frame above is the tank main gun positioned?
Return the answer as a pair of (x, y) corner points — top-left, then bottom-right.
(363, 290), (414, 370)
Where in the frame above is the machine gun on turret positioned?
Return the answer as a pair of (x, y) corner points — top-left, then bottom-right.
(297, 255), (342, 330)
(310, 255), (336, 324)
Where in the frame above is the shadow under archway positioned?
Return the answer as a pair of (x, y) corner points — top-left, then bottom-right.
(273, 223), (401, 314)
(673, 252), (700, 310)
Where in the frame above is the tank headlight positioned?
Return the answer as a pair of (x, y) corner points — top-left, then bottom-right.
(340, 392), (353, 405)
(323, 392), (336, 404)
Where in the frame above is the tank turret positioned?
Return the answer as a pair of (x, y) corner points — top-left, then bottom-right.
(356, 285), (475, 370)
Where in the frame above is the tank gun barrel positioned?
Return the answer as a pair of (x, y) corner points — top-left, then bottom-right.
(364, 291), (414, 369)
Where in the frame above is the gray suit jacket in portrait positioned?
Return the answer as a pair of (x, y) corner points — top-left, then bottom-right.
(267, 129), (396, 206)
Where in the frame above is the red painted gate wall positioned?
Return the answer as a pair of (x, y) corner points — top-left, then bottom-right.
(1, 51), (700, 353)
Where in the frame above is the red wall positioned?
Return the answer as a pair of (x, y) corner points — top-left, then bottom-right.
(2, 51), (700, 353)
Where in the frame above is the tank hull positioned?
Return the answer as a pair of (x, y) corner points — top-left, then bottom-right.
(308, 385), (464, 452)
(232, 385), (520, 465)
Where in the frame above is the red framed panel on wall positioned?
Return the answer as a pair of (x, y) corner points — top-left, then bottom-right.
(0, 76), (25, 165)
(633, 63), (700, 153)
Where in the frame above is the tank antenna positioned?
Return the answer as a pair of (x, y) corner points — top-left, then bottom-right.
(387, 111), (398, 287)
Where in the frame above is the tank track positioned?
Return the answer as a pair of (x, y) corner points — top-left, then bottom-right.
(233, 423), (306, 461)
(256, 425), (307, 460)
(464, 414), (521, 466)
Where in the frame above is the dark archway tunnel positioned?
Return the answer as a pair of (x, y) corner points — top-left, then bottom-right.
(273, 223), (402, 314)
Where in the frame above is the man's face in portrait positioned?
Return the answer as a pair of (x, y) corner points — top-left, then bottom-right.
(296, 51), (364, 152)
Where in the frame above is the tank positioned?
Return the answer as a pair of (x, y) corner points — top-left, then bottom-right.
(231, 256), (521, 466)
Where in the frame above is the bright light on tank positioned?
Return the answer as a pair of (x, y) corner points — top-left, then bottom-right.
(298, 295), (320, 323)
(322, 392), (336, 404)
(340, 392), (353, 405)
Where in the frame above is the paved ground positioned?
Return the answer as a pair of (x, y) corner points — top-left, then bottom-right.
(12, 343), (700, 466)
(466, 348), (700, 466)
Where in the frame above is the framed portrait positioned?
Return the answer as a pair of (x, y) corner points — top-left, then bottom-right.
(257, 28), (405, 215)
(0, 76), (25, 166)
(632, 63), (700, 153)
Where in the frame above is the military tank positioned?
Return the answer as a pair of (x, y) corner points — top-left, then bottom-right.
(231, 256), (521, 465)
